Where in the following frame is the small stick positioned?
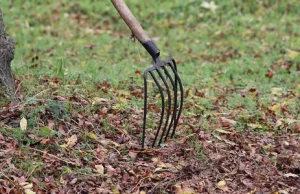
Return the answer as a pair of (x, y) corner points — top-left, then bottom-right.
(29, 147), (80, 166)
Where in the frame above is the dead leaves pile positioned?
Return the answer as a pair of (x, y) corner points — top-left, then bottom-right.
(1, 100), (300, 193)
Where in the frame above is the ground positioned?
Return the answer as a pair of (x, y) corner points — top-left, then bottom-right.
(0, 0), (300, 193)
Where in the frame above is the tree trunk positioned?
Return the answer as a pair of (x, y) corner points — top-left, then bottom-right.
(0, 7), (18, 105)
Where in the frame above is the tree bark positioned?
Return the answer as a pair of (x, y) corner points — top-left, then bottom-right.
(0, 7), (18, 105)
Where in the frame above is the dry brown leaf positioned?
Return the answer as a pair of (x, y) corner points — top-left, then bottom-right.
(173, 184), (183, 194)
(69, 178), (78, 185)
(219, 117), (237, 128)
(92, 97), (108, 105)
(106, 165), (116, 176)
(173, 184), (195, 194)
(128, 151), (138, 159)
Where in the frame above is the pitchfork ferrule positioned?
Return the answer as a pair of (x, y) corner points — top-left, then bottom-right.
(141, 41), (160, 62)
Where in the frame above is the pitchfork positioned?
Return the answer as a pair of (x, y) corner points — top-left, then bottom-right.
(111, 0), (183, 149)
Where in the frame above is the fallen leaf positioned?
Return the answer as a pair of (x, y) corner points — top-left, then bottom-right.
(108, 153), (118, 166)
(271, 87), (283, 95)
(275, 119), (283, 128)
(111, 185), (120, 194)
(173, 184), (195, 194)
(88, 132), (99, 140)
(278, 190), (290, 194)
(154, 167), (163, 172)
(25, 189), (36, 194)
(23, 183), (33, 189)
(100, 139), (120, 147)
(270, 104), (281, 112)
(216, 129), (232, 134)
(128, 151), (137, 159)
(92, 97), (108, 105)
(60, 135), (78, 148)
(263, 145), (271, 152)
(201, 1), (218, 12)
(22, 182), (36, 194)
(20, 117), (27, 131)
(151, 157), (160, 163)
(287, 49), (299, 59)
(69, 178), (78, 185)
(135, 70), (142, 76)
(248, 123), (263, 129)
(265, 69), (275, 79)
(216, 180), (229, 192)
(219, 117), (237, 128)
(173, 185), (182, 194)
(241, 178), (255, 189)
(106, 165), (116, 176)
(182, 186), (195, 194)
(283, 173), (299, 178)
(60, 176), (68, 185)
(47, 120), (55, 129)
(95, 165), (104, 175)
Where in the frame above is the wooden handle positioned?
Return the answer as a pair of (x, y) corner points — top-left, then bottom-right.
(111, 0), (151, 43)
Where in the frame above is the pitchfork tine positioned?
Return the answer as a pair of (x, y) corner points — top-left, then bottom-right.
(149, 71), (165, 148)
(155, 68), (172, 146)
(142, 71), (147, 150)
(169, 59), (184, 138)
(161, 65), (177, 141)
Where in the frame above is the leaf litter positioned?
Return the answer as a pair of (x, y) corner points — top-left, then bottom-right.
(1, 93), (299, 193)
(0, 64), (299, 190)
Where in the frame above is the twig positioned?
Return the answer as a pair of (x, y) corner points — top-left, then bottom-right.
(29, 147), (80, 166)
(0, 172), (13, 182)
(130, 177), (146, 193)
(6, 88), (51, 111)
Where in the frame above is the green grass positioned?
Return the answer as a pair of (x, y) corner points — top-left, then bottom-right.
(1, 0), (300, 192)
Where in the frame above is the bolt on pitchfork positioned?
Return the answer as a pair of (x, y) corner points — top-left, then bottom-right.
(111, 0), (183, 149)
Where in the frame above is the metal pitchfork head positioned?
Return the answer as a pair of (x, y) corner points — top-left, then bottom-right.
(111, 0), (183, 149)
